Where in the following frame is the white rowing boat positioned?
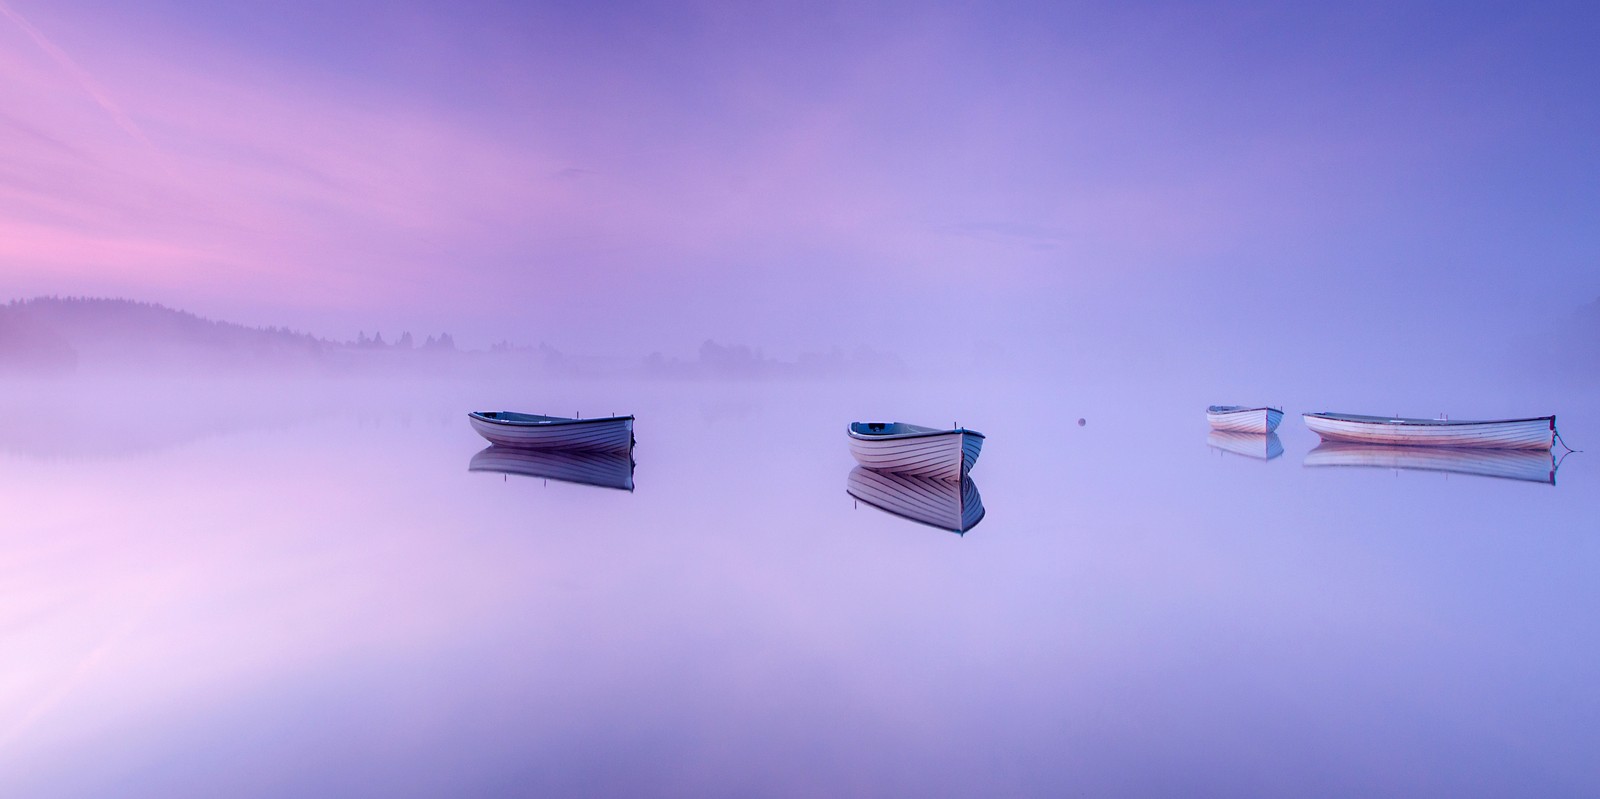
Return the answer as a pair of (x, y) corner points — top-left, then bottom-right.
(469, 446), (636, 491)
(1206, 431), (1285, 461)
(1206, 405), (1284, 434)
(847, 421), (983, 481)
(1302, 412), (1554, 450)
(846, 466), (985, 534)
(468, 411), (634, 452)
(1304, 442), (1558, 485)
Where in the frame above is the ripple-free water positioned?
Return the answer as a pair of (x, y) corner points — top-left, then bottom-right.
(1, 376), (1595, 797)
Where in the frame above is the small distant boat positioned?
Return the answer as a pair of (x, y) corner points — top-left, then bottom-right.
(1206, 405), (1284, 434)
(468, 411), (634, 452)
(469, 446), (635, 491)
(847, 466), (985, 534)
(847, 422), (982, 481)
(1207, 431), (1285, 461)
(1304, 442), (1558, 485)
(1303, 412), (1554, 450)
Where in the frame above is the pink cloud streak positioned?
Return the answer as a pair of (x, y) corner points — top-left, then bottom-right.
(1, 2), (1580, 352)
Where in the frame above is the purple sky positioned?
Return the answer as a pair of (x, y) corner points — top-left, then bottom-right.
(1, 1), (1596, 358)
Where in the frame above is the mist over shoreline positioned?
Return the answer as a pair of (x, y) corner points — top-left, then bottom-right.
(2, 294), (1593, 393)
(0, 296), (915, 381)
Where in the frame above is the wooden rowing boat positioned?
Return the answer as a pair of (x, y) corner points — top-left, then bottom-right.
(846, 466), (985, 534)
(1206, 431), (1285, 461)
(1302, 412), (1554, 450)
(469, 446), (636, 491)
(1304, 442), (1558, 485)
(467, 411), (634, 452)
(846, 421), (982, 481)
(1206, 405), (1284, 434)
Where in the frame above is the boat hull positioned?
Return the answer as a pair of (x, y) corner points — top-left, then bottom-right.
(1304, 442), (1557, 485)
(1303, 413), (1553, 450)
(847, 429), (981, 481)
(847, 466), (985, 533)
(469, 446), (636, 491)
(468, 414), (634, 452)
(1206, 406), (1283, 434)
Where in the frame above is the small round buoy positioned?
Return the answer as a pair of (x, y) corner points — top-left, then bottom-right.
(1077, 418), (1086, 427)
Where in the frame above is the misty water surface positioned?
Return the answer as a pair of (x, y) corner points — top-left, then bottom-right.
(0, 375), (1595, 797)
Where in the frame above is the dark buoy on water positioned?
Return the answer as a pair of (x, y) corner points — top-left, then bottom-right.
(1077, 418), (1086, 427)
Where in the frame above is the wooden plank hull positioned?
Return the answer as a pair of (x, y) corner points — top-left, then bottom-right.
(469, 446), (635, 491)
(847, 427), (982, 481)
(846, 466), (985, 533)
(1207, 431), (1285, 461)
(1304, 442), (1557, 485)
(468, 413), (634, 452)
(1206, 406), (1284, 434)
(1303, 412), (1554, 450)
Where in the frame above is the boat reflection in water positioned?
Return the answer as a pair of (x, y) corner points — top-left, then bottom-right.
(846, 466), (985, 534)
(1304, 442), (1558, 486)
(1206, 431), (1285, 462)
(469, 446), (636, 492)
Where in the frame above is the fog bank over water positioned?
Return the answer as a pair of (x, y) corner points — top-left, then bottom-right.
(3, 293), (1594, 406)
(2, 358), (1589, 469)
(0, 298), (908, 382)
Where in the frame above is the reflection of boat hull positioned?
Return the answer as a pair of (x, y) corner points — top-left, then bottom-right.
(468, 412), (634, 452)
(846, 467), (984, 533)
(846, 423), (982, 481)
(1303, 412), (1554, 450)
(1304, 442), (1557, 485)
(470, 446), (636, 491)
(1207, 431), (1284, 461)
(1207, 406), (1283, 434)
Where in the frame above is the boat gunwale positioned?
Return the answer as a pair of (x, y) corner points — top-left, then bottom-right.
(847, 422), (985, 441)
(1207, 406), (1283, 415)
(469, 411), (635, 427)
(1303, 411), (1554, 428)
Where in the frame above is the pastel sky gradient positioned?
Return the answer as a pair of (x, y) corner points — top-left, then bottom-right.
(1, 1), (1596, 357)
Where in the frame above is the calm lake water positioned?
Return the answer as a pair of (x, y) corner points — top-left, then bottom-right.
(2, 376), (1595, 797)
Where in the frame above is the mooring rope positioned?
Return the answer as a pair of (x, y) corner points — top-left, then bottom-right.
(1554, 427), (1580, 453)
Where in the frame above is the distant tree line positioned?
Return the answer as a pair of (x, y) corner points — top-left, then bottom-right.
(351, 331), (455, 350)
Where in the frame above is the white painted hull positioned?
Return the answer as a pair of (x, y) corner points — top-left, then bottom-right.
(1206, 431), (1285, 461)
(468, 413), (634, 452)
(1304, 442), (1557, 485)
(846, 466), (985, 533)
(1206, 406), (1283, 434)
(1303, 412), (1554, 450)
(846, 426), (982, 481)
(469, 446), (635, 491)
